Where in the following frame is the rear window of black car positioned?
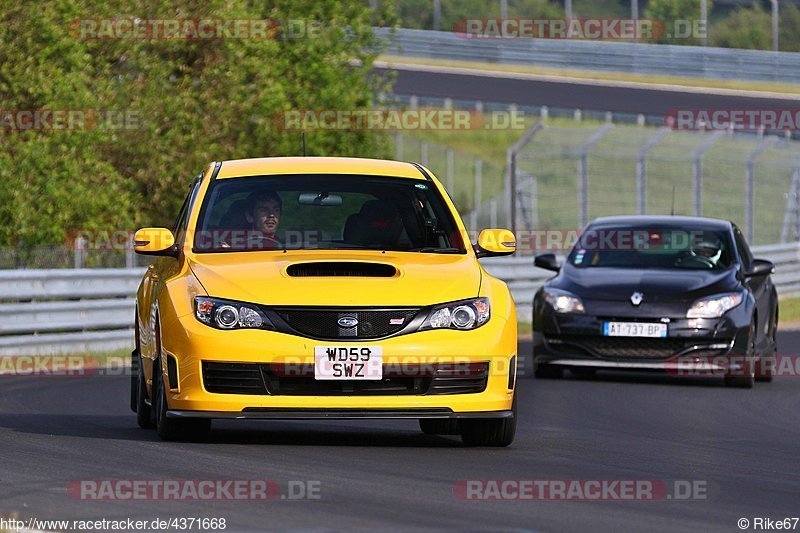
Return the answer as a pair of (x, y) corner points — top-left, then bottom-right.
(567, 226), (734, 270)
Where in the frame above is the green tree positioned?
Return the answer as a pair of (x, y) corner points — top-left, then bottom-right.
(645, 0), (710, 45)
(0, 0), (396, 246)
(709, 3), (771, 50)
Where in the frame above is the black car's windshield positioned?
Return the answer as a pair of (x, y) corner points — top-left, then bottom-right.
(567, 225), (733, 270)
(193, 174), (465, 253)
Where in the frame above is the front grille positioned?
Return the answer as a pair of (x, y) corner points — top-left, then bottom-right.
(551, 336), (694, 359)
(203, 362), (267, 394)
(202, 361), (489, 396)
(429, 362), (489, 394)
(275, 308), (420, 340)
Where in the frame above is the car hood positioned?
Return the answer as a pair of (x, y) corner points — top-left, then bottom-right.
(551, 265), (740, 302)
(187, 250), (481, 307)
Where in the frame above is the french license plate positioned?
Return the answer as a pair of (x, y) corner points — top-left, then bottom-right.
(603, 322), (667, 338)
(314, 346), (383, 380)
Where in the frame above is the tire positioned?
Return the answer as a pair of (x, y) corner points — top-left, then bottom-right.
(725, 322), (755, 389)
(155, 365), (211, 442)
(136, 354), (154, 429)
(534, 363), (563, 379)
(459, 395), (516, 447)
(570, 367), (597, 377)
(419, 418), (460, 435)
(756, 312), (778, 383)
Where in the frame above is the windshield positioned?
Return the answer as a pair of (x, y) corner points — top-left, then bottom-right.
(193, 174), (465, 253)
(567, 225), (733, 270)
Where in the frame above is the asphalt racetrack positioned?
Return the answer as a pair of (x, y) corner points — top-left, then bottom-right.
(1, 331), (799, 531)
(377, 64), (800, 116)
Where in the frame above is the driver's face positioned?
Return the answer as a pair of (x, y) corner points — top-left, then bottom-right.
(695, 247), (717, 258)
(249, 199), (281, 235)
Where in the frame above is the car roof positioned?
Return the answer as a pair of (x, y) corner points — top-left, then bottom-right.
(588, 215), (733, 232)
(215, 157), (428, 180)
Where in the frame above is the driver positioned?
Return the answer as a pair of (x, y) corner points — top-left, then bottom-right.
(244, 190), (282, 249)
(689, 238), (722, 266)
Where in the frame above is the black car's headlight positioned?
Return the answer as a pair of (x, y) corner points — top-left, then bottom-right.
(686, 292), (743, 318)
(420, 298), (490, 330)
(194, 297), (274, 330)
(542, 288), (585, 314)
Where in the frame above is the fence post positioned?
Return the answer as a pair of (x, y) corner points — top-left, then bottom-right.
(745, 137), (776, 242)
(780, 165), (800, 242)
(126, 233), (135, 268)
(692, 131), (724, 216)
(490, 198), (497, 228)
(505, 122), (545, 232)
(637, 128), (669, 215)
(471, 158), (482, 231)
(577, 124), (614, 227)
(74, 236), (86, 269)
(395, 131), (403, 160)
(446, 148), (454, 192)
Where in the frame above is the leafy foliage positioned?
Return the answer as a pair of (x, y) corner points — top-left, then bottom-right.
(0, 0), (396, 246)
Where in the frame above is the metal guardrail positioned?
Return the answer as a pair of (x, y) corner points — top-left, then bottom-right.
(1, 242), (797, 355)
(481, 242), (800, 320)
(380, 28), (800, 83)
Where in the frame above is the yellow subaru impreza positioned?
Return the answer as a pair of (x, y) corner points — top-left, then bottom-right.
(130, 157), (518, 446)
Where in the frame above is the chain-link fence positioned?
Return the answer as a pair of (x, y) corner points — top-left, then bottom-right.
(0, 239), (152, 269)
(511, 123), (800, 247)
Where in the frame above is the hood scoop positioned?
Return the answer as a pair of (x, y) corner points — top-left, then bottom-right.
(286, 262), (397, 278)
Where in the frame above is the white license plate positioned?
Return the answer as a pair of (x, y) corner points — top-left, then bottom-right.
(314, 346), (383, 380)
(603, 322), (667, 338)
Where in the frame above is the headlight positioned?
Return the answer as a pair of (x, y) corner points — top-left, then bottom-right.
(686, 292), (743, 318)
(543, 288), (585, 314)
(194, 297), (274, 330)
(420, 298), (490, 330)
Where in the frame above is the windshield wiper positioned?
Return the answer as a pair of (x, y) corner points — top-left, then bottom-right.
(405, 247), (462, 254)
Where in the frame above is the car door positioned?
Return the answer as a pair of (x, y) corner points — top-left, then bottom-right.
(733, 225), (768, 340)
(141, 176), (202, 389)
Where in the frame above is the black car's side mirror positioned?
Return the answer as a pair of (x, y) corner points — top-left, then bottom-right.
(743, 258), (775, 278)
(534, 253), (560, 272)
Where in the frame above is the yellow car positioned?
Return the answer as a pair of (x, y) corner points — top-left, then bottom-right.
(130, 157), (518, 446)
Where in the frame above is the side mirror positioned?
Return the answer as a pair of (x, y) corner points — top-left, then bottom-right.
(134, 227), (178, 257)
(744, 258), (774, 278)
(534, 253), (560, 272)
(475, 229), (516, 258)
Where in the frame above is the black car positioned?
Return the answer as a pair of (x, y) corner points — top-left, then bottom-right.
(531, 216), (778, 388)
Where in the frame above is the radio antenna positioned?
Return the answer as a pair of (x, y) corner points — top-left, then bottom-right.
(301, 132), (307, 156)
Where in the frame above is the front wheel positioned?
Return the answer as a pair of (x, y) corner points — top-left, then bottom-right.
(155, 366), (211, 441)
(459, 396), (516, 447)
(136, 355), (154, 429)
(725, 322), (756, 389)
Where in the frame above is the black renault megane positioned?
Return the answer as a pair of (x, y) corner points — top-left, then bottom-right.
(531, 216), (778, 388)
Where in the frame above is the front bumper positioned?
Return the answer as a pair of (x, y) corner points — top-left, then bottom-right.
(158, 311), (517, 415)
(166, 408), (514, 420)
(532, 305), (753, 374)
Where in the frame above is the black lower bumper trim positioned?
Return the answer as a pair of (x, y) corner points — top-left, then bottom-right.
(166, 408), (513, 420)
